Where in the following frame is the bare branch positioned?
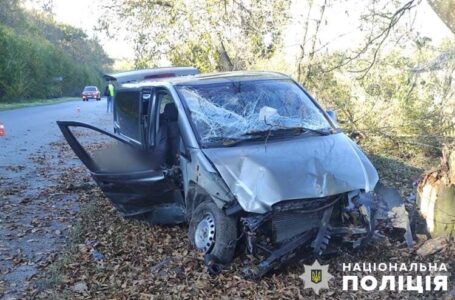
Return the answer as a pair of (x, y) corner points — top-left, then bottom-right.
(321, 0), (417, 76)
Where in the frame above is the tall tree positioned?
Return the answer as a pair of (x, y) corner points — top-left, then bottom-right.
(0, 1), (112, 101)
(296, 0), (419, 83)
(97, 0), (290, 70)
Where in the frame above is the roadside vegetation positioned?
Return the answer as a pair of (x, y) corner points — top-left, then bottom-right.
(0, 0), (111, 105)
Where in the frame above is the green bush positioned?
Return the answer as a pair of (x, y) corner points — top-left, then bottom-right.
(0, 2), (110, 103)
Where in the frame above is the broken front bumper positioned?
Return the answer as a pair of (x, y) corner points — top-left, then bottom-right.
(240, 191), (376, 279)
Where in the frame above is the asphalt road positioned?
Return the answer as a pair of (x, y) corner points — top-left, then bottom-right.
(0, 98), (112, 167)
(0, 97), (113, 299)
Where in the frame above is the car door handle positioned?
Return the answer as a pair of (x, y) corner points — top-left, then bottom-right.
(179, 151), (191, 161)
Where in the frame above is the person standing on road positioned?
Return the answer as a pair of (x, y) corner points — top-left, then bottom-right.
(105, 81), (115, 113)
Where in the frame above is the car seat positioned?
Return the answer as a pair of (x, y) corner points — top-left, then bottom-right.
(162, 102), (180, 165)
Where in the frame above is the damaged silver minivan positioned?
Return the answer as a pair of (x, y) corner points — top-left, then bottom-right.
(58, 70), (379, 278)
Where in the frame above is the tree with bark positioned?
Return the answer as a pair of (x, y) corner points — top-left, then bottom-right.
(96, 0), (290, 70)
(428, 0), (455, 34)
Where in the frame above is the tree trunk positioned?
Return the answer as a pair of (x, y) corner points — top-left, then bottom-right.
(417, 145), (455, 237)
(427, 0), (455, 35)
(217, 40), (234, 71)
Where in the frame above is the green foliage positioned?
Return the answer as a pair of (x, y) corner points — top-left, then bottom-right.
(99, 0), (290, 71)
(286, 43), (455, 159)
(0, 2), (112, 103)
(168, 33), (219, 73)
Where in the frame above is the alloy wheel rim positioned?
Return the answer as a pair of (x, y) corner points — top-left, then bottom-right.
(194, 213), (215, 253)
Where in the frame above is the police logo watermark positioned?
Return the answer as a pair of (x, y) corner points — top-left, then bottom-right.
(300, 260), (333, 295)
(342, 262), (449, 293)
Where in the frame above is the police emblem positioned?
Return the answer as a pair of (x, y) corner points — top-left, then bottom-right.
(299, 260), (333, 294)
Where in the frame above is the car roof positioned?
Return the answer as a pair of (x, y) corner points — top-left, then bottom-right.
(83, 86), (98, 89)
(171, 71), (290, 85)
(120, 71), (290, 89)
(104, 67), (199, 84)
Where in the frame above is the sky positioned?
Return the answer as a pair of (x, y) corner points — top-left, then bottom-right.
(49, 0), (135, 58)
(283, 0), (453, 59)
(24, 0), (453, 61)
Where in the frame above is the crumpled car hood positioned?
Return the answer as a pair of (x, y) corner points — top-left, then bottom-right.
(202, 132), (379, 213)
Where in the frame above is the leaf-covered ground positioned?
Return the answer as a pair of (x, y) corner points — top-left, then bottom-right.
(1, 137), (454, 299)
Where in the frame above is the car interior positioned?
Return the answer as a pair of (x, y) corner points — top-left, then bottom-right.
(154, 91), (181, 169)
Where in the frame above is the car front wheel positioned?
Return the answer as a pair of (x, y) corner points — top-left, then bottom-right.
(189, 201), (237, 264)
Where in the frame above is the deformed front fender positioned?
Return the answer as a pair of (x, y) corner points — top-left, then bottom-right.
(182, 148), (237, 214)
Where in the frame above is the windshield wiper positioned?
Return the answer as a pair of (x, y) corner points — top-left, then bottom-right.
(204, 134), (274, 147)
(241, 127), (333, 137)
(203, 136), (249, 147)
(203, 127), (334, 147)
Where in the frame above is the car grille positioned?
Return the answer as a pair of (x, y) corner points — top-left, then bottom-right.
(271, 195), (342, 244)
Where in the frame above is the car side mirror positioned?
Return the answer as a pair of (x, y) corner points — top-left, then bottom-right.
(326, 110), (337, 124)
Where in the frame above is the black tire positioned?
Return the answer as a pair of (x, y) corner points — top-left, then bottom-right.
(189, 201), (237, 264)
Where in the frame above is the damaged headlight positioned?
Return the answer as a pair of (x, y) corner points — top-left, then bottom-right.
(336, 190), (377, 248)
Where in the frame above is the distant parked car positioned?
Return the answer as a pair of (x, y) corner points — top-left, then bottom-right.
(81, 86), (101, 101)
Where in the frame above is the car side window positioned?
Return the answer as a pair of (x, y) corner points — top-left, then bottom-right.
(159, 93), (174, 113)
(115, 90), (142, 144)
(151, 89), (175, 146)
(156, 91), (175, 128)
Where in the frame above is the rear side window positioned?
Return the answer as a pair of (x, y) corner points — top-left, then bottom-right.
(115, 91), (141, 143)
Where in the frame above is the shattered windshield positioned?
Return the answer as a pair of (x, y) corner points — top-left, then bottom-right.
(177, 79), (332, 145)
